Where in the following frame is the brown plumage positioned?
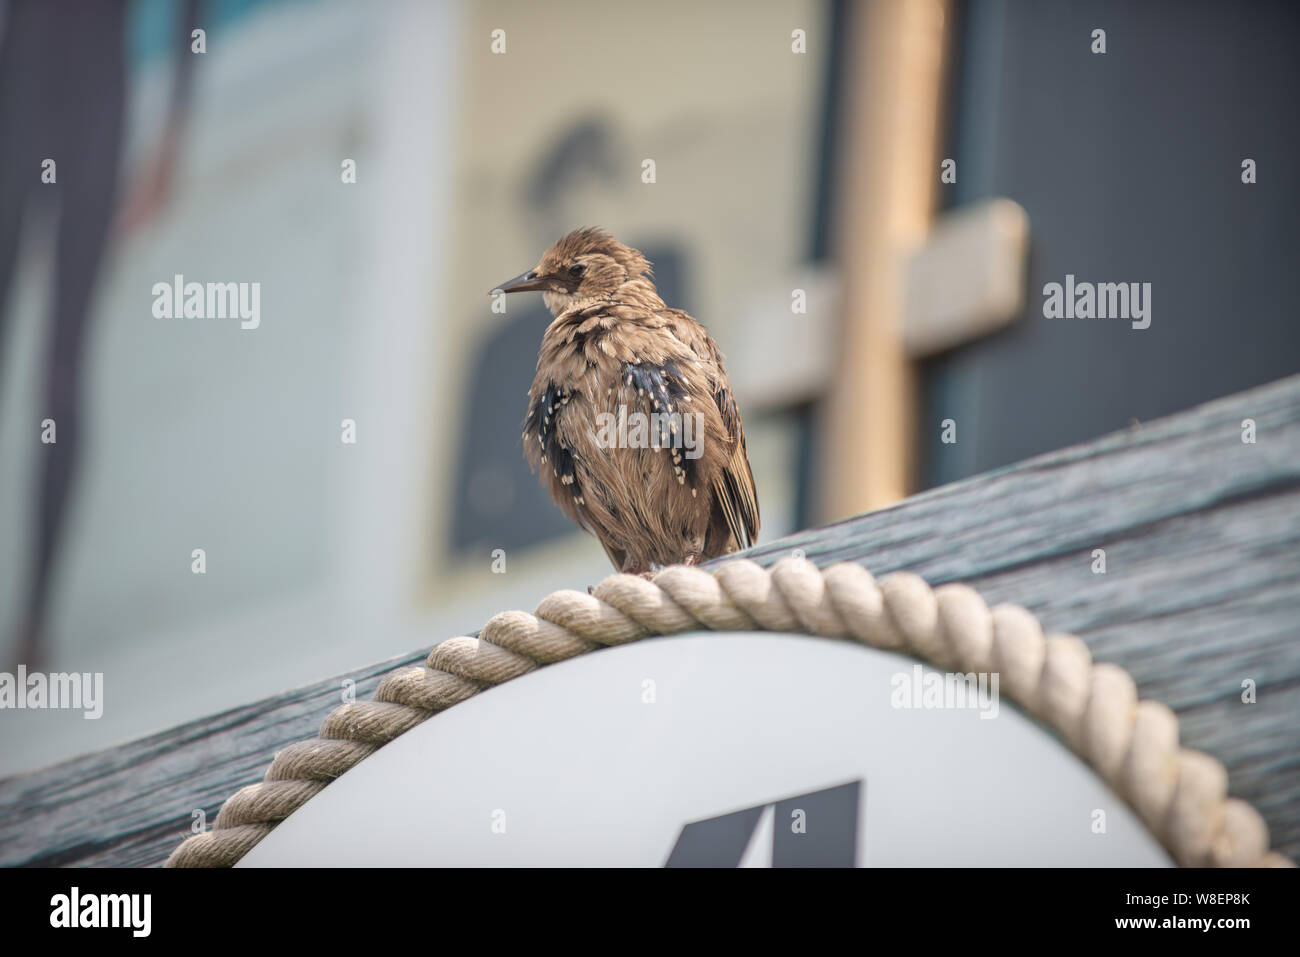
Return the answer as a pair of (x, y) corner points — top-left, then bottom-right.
(492, 227), (759, 575)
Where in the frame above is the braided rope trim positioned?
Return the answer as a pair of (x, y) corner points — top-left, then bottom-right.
(166, 557), (1294, 868)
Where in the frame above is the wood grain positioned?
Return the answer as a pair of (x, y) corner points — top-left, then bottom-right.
(2, 375), (1298, 867)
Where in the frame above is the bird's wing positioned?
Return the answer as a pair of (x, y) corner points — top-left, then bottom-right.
(669, 312), (760, 550)
(523, 380), (590, 528)
(710, 383), (760, 550)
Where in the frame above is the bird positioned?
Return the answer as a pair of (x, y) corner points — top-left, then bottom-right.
(492, 227), (759, 576)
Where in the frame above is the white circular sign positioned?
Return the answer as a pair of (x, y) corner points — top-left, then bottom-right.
(243, 633), (1171, 866)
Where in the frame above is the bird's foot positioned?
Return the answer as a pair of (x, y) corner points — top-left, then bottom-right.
(682, 553), (701, 567)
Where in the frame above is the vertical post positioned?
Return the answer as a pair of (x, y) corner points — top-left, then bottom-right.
(817, 0), (952, 520)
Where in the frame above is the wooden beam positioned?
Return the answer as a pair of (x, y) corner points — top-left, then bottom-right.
(3, 374), (1299, 866)
(902, 197), (1030, 357)
(817, 0), (953, 519)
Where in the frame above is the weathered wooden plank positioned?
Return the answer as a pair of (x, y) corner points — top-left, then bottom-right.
(0, 653), (425, 867)
(2, 374), (1298, 867)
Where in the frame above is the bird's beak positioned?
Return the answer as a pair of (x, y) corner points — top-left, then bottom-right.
(490, 270), (549, 295)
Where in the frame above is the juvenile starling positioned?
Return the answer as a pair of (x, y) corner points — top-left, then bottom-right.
(493, 227), (759, 575)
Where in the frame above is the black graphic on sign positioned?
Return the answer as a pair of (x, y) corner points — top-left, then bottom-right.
(665, 780), (862, 867)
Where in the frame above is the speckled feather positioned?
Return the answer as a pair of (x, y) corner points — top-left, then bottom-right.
(516, 228), (759, 573)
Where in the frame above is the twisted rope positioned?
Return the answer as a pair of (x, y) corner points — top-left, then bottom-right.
(166, 557), (1293, 868)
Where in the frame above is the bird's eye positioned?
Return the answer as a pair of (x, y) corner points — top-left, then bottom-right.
(568, 263), (585, 278)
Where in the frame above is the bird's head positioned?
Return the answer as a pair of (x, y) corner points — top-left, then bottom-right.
(491, 227), (652, 315)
